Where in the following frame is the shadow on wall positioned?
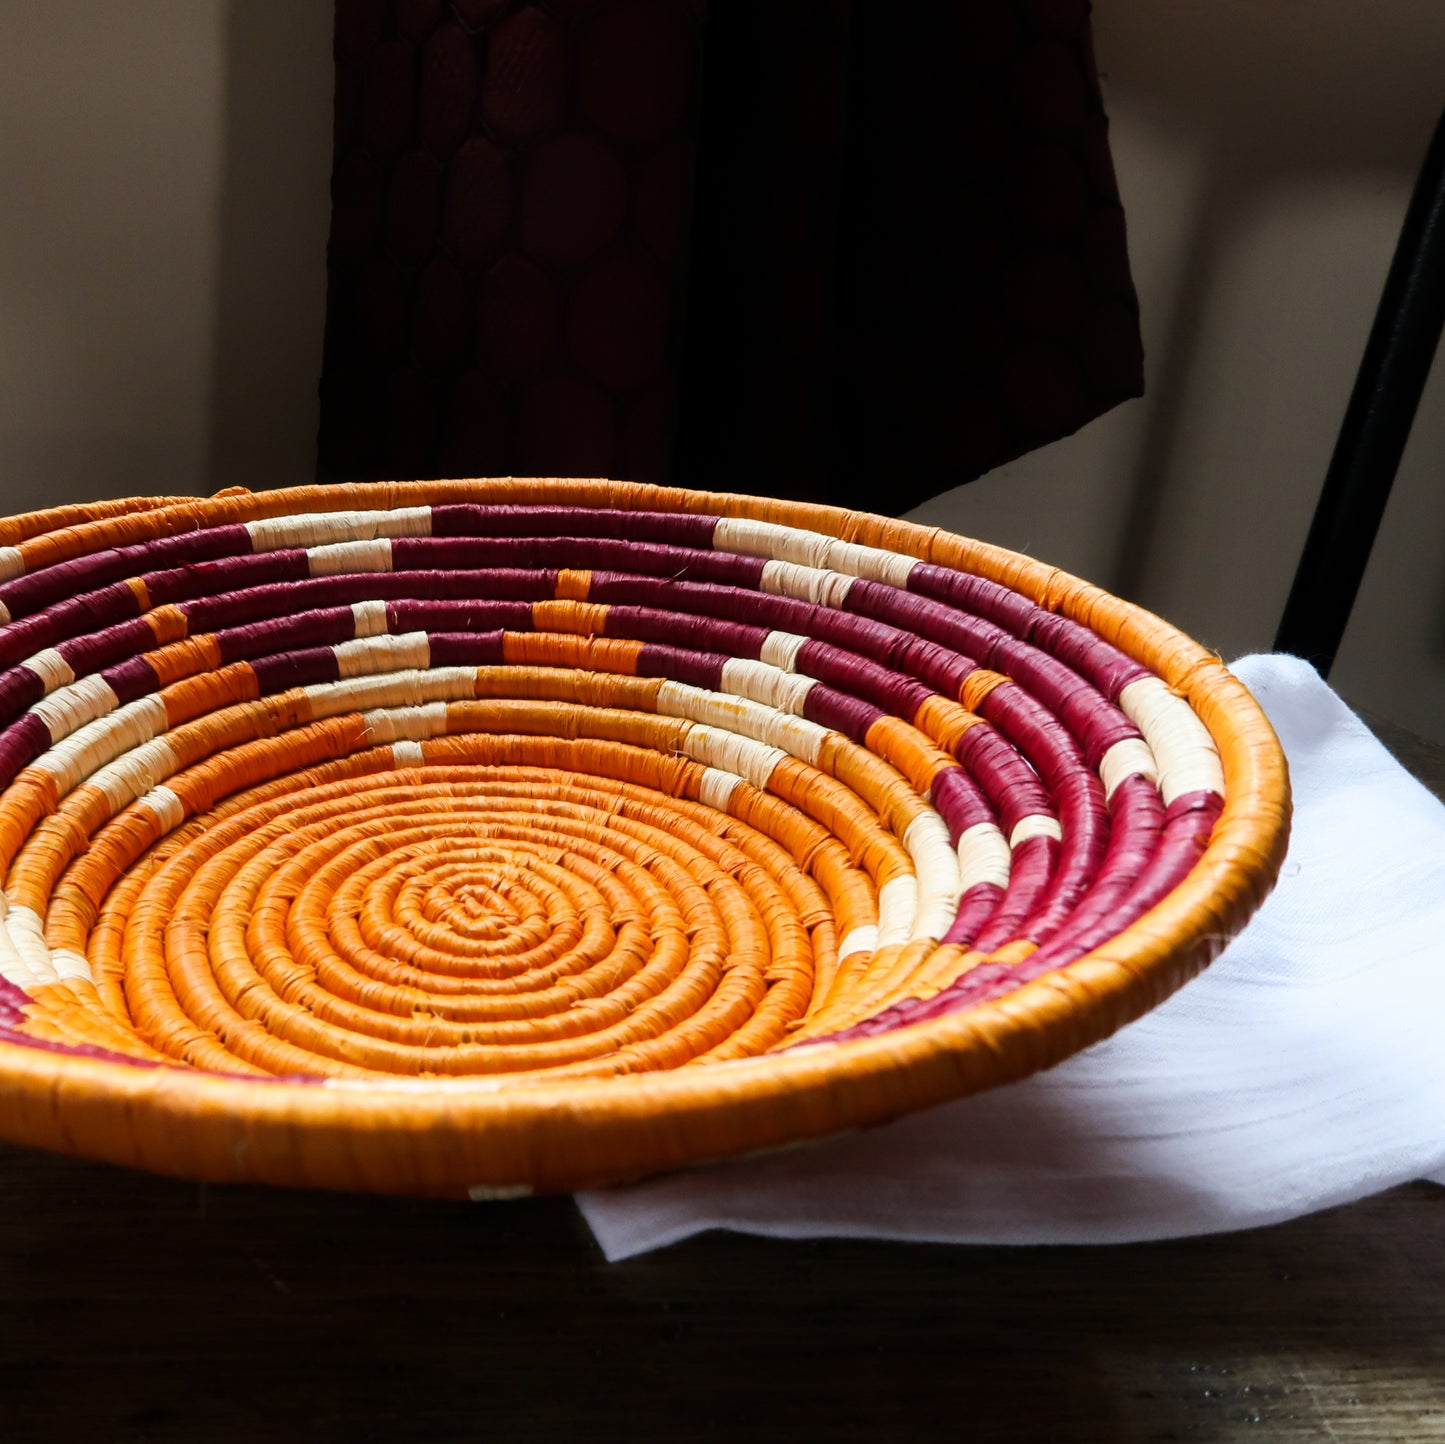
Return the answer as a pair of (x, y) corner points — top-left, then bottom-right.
(1094, 0), (1445, 642)
(205, 0), (332, 494)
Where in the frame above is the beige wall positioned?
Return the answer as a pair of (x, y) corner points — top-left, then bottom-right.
(0, 0), (331, 505)
(0, 2), (221, 499)
(1, 1), (1442, 735)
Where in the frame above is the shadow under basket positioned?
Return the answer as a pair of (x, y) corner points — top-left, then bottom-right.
(0, 480), (1289, 1197)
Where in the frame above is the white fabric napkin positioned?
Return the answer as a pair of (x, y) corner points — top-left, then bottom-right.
(578, 654), (1445, 1260)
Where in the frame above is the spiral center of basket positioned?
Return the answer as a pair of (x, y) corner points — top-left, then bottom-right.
(395, 862), (556, 951)
(91, 762), (836, 1080)
(431, 878), (526, 934)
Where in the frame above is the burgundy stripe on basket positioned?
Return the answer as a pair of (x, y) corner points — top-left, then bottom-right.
(929, 765), (996, 840)
(634, 645), (728, 691)
(215, 609), (359, 664)
(57, 617), (161, 677)
(942, 883), (1006, 949)
(0, 712), (53, 786)
(427, 632), (508, 667)
(1018, 770), (1110, 946)
(430, 504), (719, 547)
(387, 600), (536, 633)
(796, 641), (934, 720)
(970, 835), (1058, 954)
(955, 725), (1052, 833)
(801, 685), (885, 744)
(183, 573), (546, 633)
(0, 583), (144, 671)
(250, 648), (343, 694)
(105, 655), (163, 706)
(907, 564), (1040, 634)
(1018, 773), (1166, 960)
(602, 606), (768, 657)
(910, 562), (1150, 700)
(0, 667), (44, 721)
(147, 550), (310, 607)
(0, 524), (252, 622)
(999, 790), (1226, 986)
(984, 638), (1141, 765)
(0, 976), (30, 1022)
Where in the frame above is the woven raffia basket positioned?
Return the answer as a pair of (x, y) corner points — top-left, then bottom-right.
(0, 480), (1289, 1196)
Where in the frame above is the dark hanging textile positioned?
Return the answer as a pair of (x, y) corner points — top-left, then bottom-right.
(320, 0), (1143, 514)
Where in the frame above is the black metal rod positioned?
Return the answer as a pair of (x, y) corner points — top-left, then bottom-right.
(1274, 106), (1445, 676)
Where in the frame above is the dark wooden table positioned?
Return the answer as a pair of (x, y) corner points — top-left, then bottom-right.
(3, 715), (1442, 1443)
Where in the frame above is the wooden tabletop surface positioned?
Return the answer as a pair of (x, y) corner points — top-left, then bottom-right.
(2, 709), (1442, 1443)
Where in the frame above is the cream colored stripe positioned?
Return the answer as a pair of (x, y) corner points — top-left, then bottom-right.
(719, 657), (817, 715)
(759, 630), (809, 672)
(89, 737), (181, 816)
(1010, 814), (1063, 847)
(4, 903), (58, 987)
(363, 701), (449, 745)
(713, 517), (919, 587)
(825, 540), (917, 588)
(303, 667), (477, 719)
(1119, 676), (1226, 805)
(1, 902), (90, 986)
(681, 725), (786, 791)
(140, 784), (186, 834)
(391, 739), (426, 768)
(335, 632), (431, 679)
(957, 822), (1011, 891)
(903, 811), (963, 942)
(31, 673), (120, 745)
(714, 517), (833, 568)
(876, 874), (918, 949)
(31, 694), (170, 798)
(657, 681), (828, 765)
(1099, 736), (1159, 802)
(307, 538), (393, 577)
(837, 924), (878, 961)
(248, 506), (431, 550)
(26, 648), (74, 694)
(698, 766), (743, 813)
(50, 949), (93, 983)
(759, 560), (855, 609)
(351, 599), (391, 638)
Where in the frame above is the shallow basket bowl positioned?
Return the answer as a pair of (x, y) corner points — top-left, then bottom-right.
(0, 480), (1289, 1196)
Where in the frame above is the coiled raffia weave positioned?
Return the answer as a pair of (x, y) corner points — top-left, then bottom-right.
(0, 480), (1289, 1196)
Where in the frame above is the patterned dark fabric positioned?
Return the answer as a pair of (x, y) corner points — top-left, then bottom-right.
(320, 0), (1143, 512)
